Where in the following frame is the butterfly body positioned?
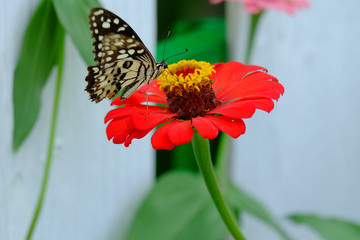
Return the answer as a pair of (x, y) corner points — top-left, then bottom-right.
(86, 8), (167, 102)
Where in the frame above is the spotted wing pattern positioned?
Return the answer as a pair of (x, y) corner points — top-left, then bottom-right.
(85, 8), (165, 102)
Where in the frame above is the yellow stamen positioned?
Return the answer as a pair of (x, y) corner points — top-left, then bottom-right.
(156, 60), (220, 120)
(158, 60), (215, 94)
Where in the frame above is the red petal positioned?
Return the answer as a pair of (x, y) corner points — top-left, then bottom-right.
(151, 122), (176, 150)
(210, 98), (275, 119)
(204, 115), (246, 138)
(106, 116), (154, 146)
(134, 87), (168, 105)
(211, 102), (256, 119)
(233, 72), (282, 94)
(131, 105), (171, 114)
(192, 116), (219, 139)
(241, 71), (278, 84)
(124, 129), (153, 147)
(246, 98), (275, 113)
(110, 96), (123, 106)
(213, 62), (225, 72)
(148, 80), (166, 97)
(114, 92), (166, 106)
(214, 67), (284, 103)
(136, 80), (167, 100)
(106, 118), (129, 143)
(212, 62), (266, 93)
(167, 120), (194, 145)
(130, 111), (176, 130)
(151, 120), (195, 150)
(146, 94), (167, 104)
(105, 106), (134, 123)
(105, 105), (170, 124)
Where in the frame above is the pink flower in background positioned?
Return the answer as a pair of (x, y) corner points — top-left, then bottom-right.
(210, 0), (309, 14)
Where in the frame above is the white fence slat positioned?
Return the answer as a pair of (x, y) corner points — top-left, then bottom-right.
(227, 1), (360, 239)
(0, 1), (156, 239)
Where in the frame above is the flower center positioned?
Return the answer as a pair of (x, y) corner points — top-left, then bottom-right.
(158, 60), (221, 120)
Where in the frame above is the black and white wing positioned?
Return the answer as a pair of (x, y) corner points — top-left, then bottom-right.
(85, 8), (164, 102)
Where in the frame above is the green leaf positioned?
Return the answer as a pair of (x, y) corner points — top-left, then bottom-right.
(53, 0), (101, 65)
(290, 215), (360, 240)
(125, 171), (228, 240)
(157, 18), (227, 64)
(13, 0), (64, 151)
(226, 183), (292, 240)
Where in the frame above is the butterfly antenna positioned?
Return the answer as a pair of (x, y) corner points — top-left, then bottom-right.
(162, 29), (188, 62)
(164, 49), (188, 62)
(163, 29), (171, 61)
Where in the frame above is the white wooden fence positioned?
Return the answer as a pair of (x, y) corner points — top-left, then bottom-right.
(0, 0), (156, 239)
(229, 1), (360, 239)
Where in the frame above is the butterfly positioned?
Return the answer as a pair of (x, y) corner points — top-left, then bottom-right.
(85, 8), (167, 103)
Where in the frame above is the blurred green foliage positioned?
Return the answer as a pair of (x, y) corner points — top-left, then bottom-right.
(125, 171), (293, 240)
(290, 215), (360, 240)
(157, 0), (224, 40)
(156, 18), (227, 64)
(125, 172), (228, 240)
(13, 0), (100, 151)
(13, 0), (64, 151)
(53, 0), (101, 66)
(227, 183), (292, 240)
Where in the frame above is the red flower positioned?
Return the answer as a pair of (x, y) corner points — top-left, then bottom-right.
(105, 60), (284, 150)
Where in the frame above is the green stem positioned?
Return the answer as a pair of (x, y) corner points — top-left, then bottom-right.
(26, 27), (65, 240)
(192, 132), (246, 240)
(244, 12), (263, 65)
(215, 132), (230, 184)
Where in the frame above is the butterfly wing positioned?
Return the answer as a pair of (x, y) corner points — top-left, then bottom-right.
(86, 8), (158, 102)
(89, 8), (145, 62)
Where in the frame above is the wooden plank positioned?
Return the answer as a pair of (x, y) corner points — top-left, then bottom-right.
(0, 1), (156, 239)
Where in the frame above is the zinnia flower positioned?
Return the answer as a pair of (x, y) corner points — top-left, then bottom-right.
(105, 60), (284, 150)
(210, 0), (309, 15)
